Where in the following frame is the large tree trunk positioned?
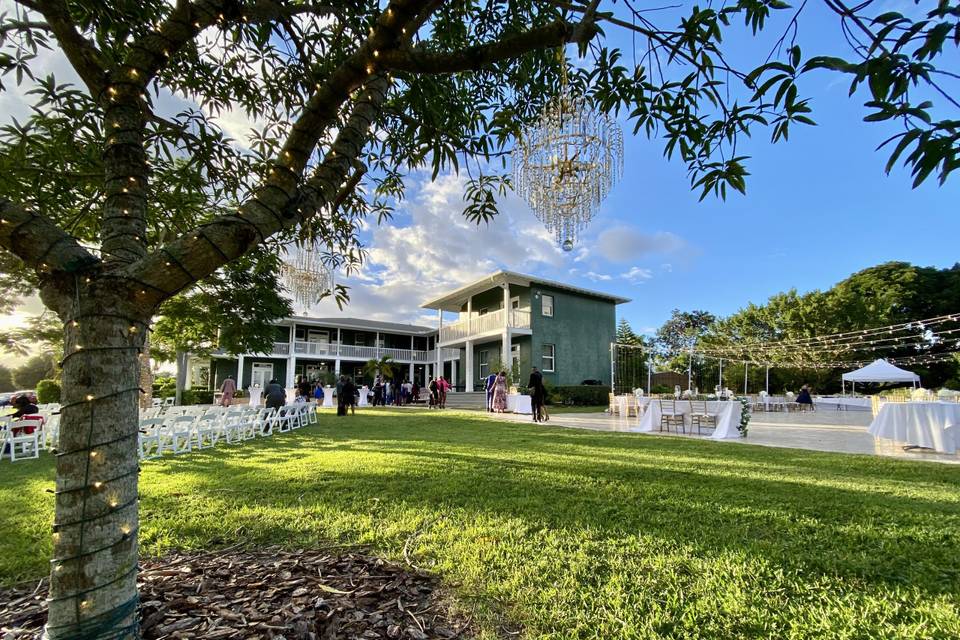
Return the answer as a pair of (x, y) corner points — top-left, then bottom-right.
(44, 290), (147, 640)
(139, 330), (153, 410)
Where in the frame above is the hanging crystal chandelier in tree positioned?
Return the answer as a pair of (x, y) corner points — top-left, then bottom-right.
(282, 241), (334, 309)
(512, 55), (623, 251)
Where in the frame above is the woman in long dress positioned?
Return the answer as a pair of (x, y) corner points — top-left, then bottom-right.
(493, 371), (508, 413)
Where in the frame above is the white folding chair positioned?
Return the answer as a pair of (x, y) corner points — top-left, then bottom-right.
(5, 422), (41, 461)
(138, 417), (166, 459)
(194, 414), (220, 449)
(253, 407), (276, 437)
(164, 415), (195, 454)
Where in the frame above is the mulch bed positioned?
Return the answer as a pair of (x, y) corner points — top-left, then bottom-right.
(0, 547), (474, 639)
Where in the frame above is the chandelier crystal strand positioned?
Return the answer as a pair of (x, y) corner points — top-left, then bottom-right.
(513, 60), (623, 250)
(282, 239), (334, 308)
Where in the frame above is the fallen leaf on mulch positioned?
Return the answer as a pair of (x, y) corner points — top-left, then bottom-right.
(0, 548), (473, 639)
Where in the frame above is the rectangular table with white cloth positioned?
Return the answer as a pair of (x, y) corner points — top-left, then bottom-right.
(507, 394), (532, 415)
(868, 402), (960, 453)
(814, 396), (872, 411)
(632, 399), (742, 440)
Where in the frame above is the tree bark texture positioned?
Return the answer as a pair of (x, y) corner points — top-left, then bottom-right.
(43, 286), (148, 640)
(139, 331), (153, 411)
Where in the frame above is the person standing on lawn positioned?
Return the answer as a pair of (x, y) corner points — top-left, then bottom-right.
(219, 374), (236, 407)
(485, 371), (497, 411)
(528, 366), (545, 422)
(492, 371), (508, 413)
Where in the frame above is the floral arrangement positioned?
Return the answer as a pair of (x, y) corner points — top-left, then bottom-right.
(911, 387), (934, 401)
(736, 396), (751, 437)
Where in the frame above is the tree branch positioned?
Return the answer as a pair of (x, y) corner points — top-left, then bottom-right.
(116, 77), (391, 301)
(0, 199), (98, 274)
(33, 0), (108, 95)
(379, 19), (594, 73)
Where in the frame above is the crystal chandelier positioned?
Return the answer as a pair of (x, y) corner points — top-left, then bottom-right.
(513, 58), (623, 251)
(282, 244), (334, 308)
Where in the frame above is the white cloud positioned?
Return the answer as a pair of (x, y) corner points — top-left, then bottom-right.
(583, 271), (613, 282)
(303, 172), (566, 325)
(621, 266), (654, 284)
(593, 226), (689, 264)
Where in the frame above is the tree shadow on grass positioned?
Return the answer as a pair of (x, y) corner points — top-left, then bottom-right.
(150, 424), (960, 600)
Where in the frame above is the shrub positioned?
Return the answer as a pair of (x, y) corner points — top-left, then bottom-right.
(943, 379), (960, 390)
(36, 379), (62, 404)
(152, 375), (176, 398)
(181, 390), (214, 405)
(651, 384), (673, 394)
(546, 384), (611, 406)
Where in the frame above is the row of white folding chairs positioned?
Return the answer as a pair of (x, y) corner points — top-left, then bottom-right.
(138, 402), (317, 459)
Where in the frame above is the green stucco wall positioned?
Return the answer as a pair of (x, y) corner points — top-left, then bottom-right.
(529, 285), (616, 386)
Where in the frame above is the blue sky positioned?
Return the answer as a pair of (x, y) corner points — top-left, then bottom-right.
(305, 2), (960, 334)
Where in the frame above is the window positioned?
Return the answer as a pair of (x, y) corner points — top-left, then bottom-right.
(478, 350), (489, 378)
(478, 307), (489, 316)
(510, 296), (520, 310)
(250, 362), (273, 388)
(355, 334), (366, 346)
(542, 344), (555, 372)
(510, 344), (520, 381)
(542, 294), (554, 317)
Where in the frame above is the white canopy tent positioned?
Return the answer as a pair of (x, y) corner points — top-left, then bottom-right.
(841, 359), (920, 395)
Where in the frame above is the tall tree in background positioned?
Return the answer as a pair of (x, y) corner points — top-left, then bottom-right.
(616, 318), (641, 346)
(13, 352), (56, 388)
(0, 364), (15, 392)
(152, 250), (292, 404)
(0, 0), (958, 636)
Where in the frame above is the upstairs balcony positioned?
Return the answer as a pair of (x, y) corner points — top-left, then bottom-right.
(266, 341), (457, 362)
(439, 309), (531, 345)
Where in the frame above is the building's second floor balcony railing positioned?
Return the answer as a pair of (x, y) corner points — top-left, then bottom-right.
(264, 342), (460, 362)
(439, 308), (531, 344)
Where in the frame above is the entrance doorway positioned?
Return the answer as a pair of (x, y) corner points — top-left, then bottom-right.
(251, 362), (273, 388)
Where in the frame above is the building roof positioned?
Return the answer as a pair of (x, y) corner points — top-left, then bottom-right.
(420, 270), (631, 311)
(288, 316), (435, 335)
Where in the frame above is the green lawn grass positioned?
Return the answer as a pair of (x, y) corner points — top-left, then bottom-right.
(2, 409), (959, 639)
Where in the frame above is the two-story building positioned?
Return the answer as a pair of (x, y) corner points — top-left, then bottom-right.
(187, 271), (627, 393)
(422, 270), (628, 391)
(187, 317), (460, 392)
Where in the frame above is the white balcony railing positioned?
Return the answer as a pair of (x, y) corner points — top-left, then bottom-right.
(267, 342), (461, 362)
(439, 308), (531, 344)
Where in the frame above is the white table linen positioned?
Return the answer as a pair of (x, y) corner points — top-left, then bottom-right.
(247, 387), (262, 408)
(358, 385), (369, 406)
(868, 402), (960, 453)
(633, 399), (742, 440)
(323, 387), (334, 407)
(814, 396), (872, 411)
(507, 394), (532, 415)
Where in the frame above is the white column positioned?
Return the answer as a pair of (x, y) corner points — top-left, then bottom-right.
(375, 331), (380, 358)
(337, 327), (342, 356)
(451, 359), (457, 389)
(286, 356), (296, 387)
(408, 362), (414, 382)
(465, 339), (474, 392)
(185, 358), (193, 390)
(237, 354), (245, 389)
(466, 296), (473, 332)
(436, 309), (443, 379)
(335, 359), (341, 376)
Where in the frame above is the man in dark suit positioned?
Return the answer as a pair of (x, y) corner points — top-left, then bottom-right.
(484, 371), (498, 411)
(528, 366), (545, 422)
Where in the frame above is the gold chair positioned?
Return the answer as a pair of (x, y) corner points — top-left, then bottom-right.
(689, 400), (717, 434)
(659, 399), (685, 433)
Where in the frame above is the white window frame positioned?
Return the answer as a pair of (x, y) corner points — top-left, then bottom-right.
(251, 362), (273, 388)
(510, 296), (520, 310)
(478, 307), (489, 316)
(542, 344), (555, 372)
(307, 329), (329, 344)
(542, 294), (554, 317)
(478, 349), (489, 378)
